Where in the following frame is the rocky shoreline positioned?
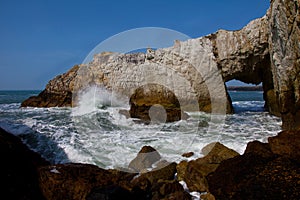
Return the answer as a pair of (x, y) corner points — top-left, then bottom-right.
(1, 127), (299, 200)
(21, 0), (300, 130)
(7, 0), (299, 199)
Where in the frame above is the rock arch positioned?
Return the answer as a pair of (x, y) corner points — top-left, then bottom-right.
(207, 16), (279, 115)
(22, 0), (300, 129)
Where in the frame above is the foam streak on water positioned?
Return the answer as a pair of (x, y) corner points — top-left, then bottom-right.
(0, 90), (282, 169)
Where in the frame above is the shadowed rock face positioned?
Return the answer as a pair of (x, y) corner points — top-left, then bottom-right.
(208, 16), (277, 115)
(268, 0), (300, 130)
(176, 142), (239, 193)
(129, 84), (190, 123)
(1, 127), (299, 200)
(21, 0), (300, 129)
(207, 130), (300, 200)
(0, 127), (49, 200)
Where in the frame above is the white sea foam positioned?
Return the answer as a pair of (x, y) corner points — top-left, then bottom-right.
(179, 181), (201, 200)
(72, 86), (128, 116)
(0, 98), (282, 169)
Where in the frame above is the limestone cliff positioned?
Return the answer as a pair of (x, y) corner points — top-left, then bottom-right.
(21, 0), (300, 129)
(268, 0), (300, 130)
(21, 18), (269, 115)
(208, 15), (277, 114)
(21, 65), (79, 107)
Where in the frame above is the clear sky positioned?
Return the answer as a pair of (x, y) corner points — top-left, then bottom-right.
(0, 0), (270, 90)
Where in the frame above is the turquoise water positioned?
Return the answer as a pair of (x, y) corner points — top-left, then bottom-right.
(0, 90), (281, 169)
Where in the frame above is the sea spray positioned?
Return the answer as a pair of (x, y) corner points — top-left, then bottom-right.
(72, 86), (128, 116)
(0, 91), (282, 170)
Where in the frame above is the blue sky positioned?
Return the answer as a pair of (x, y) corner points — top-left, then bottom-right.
(0, 0), (270, 90)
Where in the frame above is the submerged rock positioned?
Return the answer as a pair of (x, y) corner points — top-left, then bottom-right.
(128, 146), (162, 172)
(181, 152), (194, 158)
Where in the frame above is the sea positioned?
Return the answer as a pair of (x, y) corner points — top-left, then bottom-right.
(0, 89), (282, 170)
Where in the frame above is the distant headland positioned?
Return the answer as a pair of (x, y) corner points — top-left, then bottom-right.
(227, 85), (263, 91)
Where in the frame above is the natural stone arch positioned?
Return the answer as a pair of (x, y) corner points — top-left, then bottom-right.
(21, 0), (300, 129)
(208, 16), (279, 115)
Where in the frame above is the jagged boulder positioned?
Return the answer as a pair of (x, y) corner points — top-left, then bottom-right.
(128, 145), (161, 172)
(176, 142), (239, 192)
(38, 163), (147, 200)
(207, 134), (300, 200)
(268, 130), (300, 161)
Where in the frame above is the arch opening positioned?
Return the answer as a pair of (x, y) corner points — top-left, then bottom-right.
(226, 80), (265, 113)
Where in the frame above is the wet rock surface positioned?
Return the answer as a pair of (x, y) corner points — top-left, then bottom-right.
(177, 142), (239, 193)
(1, 127), (300, 200)
(208, 131), (300, 200)
(128, 145), (162, 172)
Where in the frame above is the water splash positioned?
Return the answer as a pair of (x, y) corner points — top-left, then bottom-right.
(72, 86), (128, 116)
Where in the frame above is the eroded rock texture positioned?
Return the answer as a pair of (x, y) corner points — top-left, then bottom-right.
(208, 130), (300, 200)
(268, 0), (300, 130)
(21, 0), (300, 129)
(21, 65), (79, 107)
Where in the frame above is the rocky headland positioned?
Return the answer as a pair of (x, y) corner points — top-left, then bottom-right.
(227, 85), (263, 91)
(21, 0), (300, 130)
(6, 0), (299, 199)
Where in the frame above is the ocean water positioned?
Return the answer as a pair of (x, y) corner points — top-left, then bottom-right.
(0, 89), (282, 170)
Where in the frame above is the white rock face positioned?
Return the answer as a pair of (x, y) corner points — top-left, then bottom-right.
(73, 36), (230, 114)
(72, 16), (271, 115)
(22, 0), (300, 129)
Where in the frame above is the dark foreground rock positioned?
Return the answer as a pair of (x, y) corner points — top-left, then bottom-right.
(38, 154), (190, 200)
(1, 127), (299, 200)
(268, 130), (300, 161)
(0, 127), (49, 200)
(0, 127), (191, 200)
(38, 164), (140, 200)
(177, 142), (239, 193)
(208, 130), (300, 200)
